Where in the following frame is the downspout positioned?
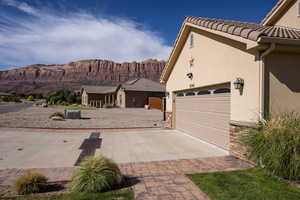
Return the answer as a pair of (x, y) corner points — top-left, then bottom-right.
(259, 43), (276, 120)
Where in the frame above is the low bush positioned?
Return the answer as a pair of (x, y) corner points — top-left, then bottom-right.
(242, 113), (300, 180)
(102, 104), (114, 109)
(0, 96), (22, 103)
(27, 95), (35, 101)
(47, 90), (79, 105)
(49, 112), (65, 119)
(71, 155), (123, 193)
(14, 173), (48, 195)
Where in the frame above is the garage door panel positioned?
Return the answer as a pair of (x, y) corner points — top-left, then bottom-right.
(176, 111), (229, 127)
(176, 115), (229, 134)
(176, 121), (229, 149)
(175, 87), (230, 150)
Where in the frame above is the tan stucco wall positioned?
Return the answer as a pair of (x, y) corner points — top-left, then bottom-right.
(264, 52), (300, 114)
(116, 89), (126, 108)
(166, 28), (261, 123)
(274, 0), (300, 28)
(82, 90), (88, 106)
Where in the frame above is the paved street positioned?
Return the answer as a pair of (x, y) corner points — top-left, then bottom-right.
(0, 102), (34, 114)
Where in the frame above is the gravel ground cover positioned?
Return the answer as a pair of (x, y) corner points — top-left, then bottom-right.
(0, 106), (163, 128)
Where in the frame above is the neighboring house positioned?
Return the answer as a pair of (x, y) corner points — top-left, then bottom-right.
(0, 92), (11, 97)
(160, 0), (300, 154)
(81, 85), (119, 107)
(116, 78), (165, 108)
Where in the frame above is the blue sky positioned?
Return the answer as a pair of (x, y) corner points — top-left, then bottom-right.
(0, 0), (278, 70)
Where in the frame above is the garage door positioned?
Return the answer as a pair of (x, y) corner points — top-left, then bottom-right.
(175, 86), (230, 150)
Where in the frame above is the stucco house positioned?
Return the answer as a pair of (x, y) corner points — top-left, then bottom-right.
(81, 85), (119, 107)
(116, 78), (165, 108)
(0, 92), (12, 97)
(160, 0), (300, 158)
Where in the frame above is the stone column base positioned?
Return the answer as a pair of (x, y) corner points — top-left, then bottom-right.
(229, 122), (256, 164)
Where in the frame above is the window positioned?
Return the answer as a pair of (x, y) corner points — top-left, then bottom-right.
(176, 93), (184, 97)
(189, 33), (194, 48)
(197, 90), (211, 95)
(213, 88), (231, 94)
(119, 95), (122, 105)
(185, 92), (195, 96)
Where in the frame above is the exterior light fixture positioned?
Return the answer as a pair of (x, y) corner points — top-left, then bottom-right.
(187, 73), (193, 80)
(234, 78), (244, 90)
(165, 92), (170, 98)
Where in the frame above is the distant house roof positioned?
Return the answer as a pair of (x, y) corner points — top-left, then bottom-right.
(185, 16), (300, 41)
(121, 78), (165, 92)
(0, 92), (11, 96)
(81, 85), (119, 94)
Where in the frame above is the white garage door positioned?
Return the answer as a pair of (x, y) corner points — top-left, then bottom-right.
(175, 86), (230, 150)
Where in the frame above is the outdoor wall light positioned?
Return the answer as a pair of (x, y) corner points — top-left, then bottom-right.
(186, 73), (193, 80)
(165, 92), (170, 98)
(234, 78), (244, 90)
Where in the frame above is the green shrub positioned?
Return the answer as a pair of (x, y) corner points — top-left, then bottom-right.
(1, 96), (10, 102)
(11, 96), (22, 103)
(14, 173), (48, 195)
(71, 155), (123, 193)
(242, 113), (300, 180)
(49, 112), (65, 119)
(27, 95), (35, 101)
(103, 104), (113, 109)
(75, 96), (82, 104)
(47, 90), (76, 105)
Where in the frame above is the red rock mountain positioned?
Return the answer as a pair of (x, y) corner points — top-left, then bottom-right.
(0, 59), (166, 94)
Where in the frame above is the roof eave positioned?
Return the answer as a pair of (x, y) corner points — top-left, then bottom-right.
(258, 36), (300, 46)
(261, 0), (295, 26)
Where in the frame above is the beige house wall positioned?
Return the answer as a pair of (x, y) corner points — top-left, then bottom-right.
(116, 89), (126, 108)
(264, 52), (300, 115)
(166, 28), (261, 123)
(82, 90), (88, 106)
(273, 0), (300, 28)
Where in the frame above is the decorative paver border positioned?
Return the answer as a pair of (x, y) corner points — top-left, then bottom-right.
(0, 156), (252, 199)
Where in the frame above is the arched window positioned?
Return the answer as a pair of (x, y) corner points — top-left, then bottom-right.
(176, 93), (184, 97)
(197, 90), (211, 95)
(213, 88), (231, 94)
(185, 92), (195, 96)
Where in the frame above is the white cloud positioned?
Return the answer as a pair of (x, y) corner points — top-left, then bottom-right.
(0, 1), (172, 67)
(1, 0), (39, 16)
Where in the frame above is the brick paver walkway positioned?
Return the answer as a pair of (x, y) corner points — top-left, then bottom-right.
(0, 156), (252, 199)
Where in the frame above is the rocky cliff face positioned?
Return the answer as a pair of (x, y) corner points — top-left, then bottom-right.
(0, 59), (166, 94)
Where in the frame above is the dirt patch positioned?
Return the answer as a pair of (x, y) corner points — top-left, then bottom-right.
(0, 106), (163, 129)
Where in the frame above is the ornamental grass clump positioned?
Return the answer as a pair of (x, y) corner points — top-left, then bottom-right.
(242, 113), (300, 180)
(14, 173), (48, 195)
(71, 155), (123, 193)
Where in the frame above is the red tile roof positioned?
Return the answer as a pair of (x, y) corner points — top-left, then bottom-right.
(186, 16), (300, 41)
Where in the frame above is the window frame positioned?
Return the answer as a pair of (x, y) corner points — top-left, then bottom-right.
(185, 91), (195, 96)
(197, 90), (211, 95)
(213, 88), (231, 94)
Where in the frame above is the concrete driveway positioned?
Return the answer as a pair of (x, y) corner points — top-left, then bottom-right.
(100, 129), (227, 163)
(0, 128), (227, 169)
